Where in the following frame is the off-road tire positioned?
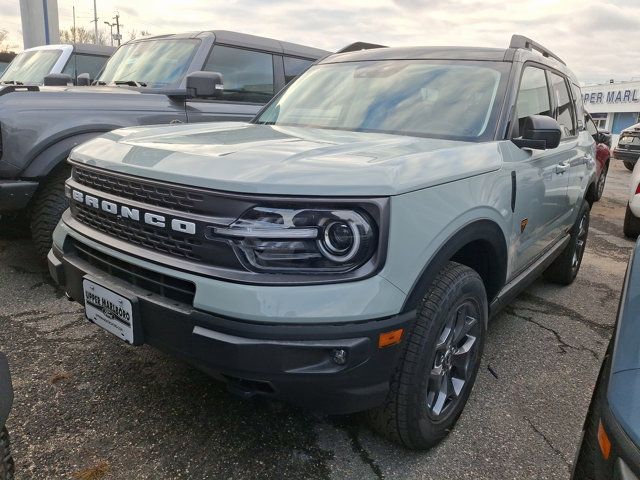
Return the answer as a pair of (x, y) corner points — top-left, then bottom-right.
(0, 427), (14, 480)
(30, 166), (71, 259)
(543, 200), (590, 285)
(623, 160), (635, 171)
(590, 162), (608, 203)
(623, 204), (640, 239)
(368, 262), (487, 450)
(0, 213), (30, 240)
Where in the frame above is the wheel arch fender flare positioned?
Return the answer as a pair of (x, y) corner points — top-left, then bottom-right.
(20, 129), (118, 179)
(401, 219), (509, 320)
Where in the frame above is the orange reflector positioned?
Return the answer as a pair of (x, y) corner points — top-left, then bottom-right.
(598, 420), (612, 460)
(378, 329), (404, 348)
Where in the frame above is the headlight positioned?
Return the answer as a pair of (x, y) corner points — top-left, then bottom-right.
(211, 206), (377, 273)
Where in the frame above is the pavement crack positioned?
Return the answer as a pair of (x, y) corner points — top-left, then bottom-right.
(505, 307), (600, 360)
(517, 293), (613, 339)
(524, 417), (571, 470)
(331, 418), (384, 479)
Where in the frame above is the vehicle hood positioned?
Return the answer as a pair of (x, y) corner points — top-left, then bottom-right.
(69, 122), (504, 196)
(0, 85), (159, 111)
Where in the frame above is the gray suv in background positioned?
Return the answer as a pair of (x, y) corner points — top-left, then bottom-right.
(0, 30), (328, 257)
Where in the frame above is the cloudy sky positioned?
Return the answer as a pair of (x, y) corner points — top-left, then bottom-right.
(2, 0), (639, 84)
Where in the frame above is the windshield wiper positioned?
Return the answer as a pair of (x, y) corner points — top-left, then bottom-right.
(114, 80), (148, 87)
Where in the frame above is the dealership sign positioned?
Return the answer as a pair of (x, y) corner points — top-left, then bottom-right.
(584, 89), (640, 105)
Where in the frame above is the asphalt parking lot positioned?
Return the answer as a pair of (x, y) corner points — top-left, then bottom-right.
(0, 160), (634, 480)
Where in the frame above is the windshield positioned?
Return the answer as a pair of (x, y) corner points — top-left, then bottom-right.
(255, 60), (508, 141)
(96, 39), (199, 88)
(0, 49), (63, 85)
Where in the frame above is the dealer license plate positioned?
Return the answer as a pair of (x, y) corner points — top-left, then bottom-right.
(83, 279), (134, 343)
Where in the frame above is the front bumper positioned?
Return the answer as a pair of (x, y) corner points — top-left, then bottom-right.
(0, 179), (39, 213)
(600, 401), (640, 480)
(0, 353), (13, 427)
(48, 242), (414, 414)
(613, 149), (640, 163)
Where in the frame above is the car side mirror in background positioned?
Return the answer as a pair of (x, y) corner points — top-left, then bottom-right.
(185, 71), (223, 99)
(76, 73), (91, 86)
(43, 73), (73, 87)
(512, 115), (562, 150)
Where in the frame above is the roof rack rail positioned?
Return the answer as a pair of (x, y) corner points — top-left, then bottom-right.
(336, 42), (387, 54)
(0, 85), (40, 97)
(509, 34), (565, 65)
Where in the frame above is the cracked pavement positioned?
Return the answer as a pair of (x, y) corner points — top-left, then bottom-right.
(0, 161), (632, 479)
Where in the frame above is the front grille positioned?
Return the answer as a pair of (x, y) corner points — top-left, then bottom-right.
(72, 202), (204, 262)
(70, 239), (196, 305)
(73, 165), (207, 214)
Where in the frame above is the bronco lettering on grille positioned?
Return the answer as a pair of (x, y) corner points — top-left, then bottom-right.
(71, 189), (196, 235)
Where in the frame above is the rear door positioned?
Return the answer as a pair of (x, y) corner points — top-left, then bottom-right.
(510, 65), (571, 272)
(548, 71), (589, 216)
(185, 45), (277, 123)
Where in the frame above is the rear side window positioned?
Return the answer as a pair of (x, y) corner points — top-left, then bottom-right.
(283, 57), (313, 83)
(515, 66), (551, 134)
(204, 45), (274, 103)
(571, 83), (585, 130)
(62, 54), (108, 81)
(549, 72), (576, 138)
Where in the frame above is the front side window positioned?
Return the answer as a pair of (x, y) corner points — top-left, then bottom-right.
(97, 39), (199, 88)
(585, 116), (598, 136)
(0, 49), (63, 84)
(550, 72), (576, 138)
(62, 54), (109, 81)
(256, 60), (507, 141)
(204, 45), (274, 103)
(515, 66), (551, 135)
(284, 57), (313, 83)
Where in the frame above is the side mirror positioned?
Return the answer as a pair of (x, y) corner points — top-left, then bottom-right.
(512, 115), (561, 150)
(76, 73), (91, 86)
(43, 73), (73, 86)
(185, 71), (223, 98)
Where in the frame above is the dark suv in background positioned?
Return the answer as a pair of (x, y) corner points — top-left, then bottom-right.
(0, 30), (328, 257)
(614, 123), (640, 171)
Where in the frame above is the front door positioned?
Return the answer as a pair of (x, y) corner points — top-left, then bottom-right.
(510, 65), (571, 273)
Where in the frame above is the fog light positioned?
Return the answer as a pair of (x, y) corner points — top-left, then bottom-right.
(331, 349), (348, 365)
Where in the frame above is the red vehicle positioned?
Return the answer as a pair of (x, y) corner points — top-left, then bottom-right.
(586, 113), (611, 202)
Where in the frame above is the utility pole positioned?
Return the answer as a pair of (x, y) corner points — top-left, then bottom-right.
(92, 0), (98, 43)
(113, 12), (122, 46)
(72, 5), (76, 43)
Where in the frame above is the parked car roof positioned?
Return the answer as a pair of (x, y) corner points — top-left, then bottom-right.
(122, 30), (329, 59)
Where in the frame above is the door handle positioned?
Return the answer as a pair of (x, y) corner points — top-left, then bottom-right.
(556, 162), (570, 174)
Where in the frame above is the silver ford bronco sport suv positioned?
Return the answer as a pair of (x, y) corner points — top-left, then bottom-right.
(0, 31), (327, 257)
(48, 35), (596, 449)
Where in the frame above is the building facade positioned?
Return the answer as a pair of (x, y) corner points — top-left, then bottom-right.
(582, 80), (640, 134)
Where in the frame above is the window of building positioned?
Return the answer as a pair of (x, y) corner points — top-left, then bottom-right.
(204, 45), (274, 103)
(549, 72), (577, 138)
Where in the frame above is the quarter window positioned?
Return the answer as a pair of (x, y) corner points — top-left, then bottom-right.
(204, 46), (274, 103)
(515, 67), (551, 135)
(550, 72), (576, 138)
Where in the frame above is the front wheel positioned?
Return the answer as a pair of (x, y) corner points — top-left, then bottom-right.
(623, 160), (635, 171)
(623, 204), (640, 238)
(368, 262), (487, 449)
(29, 166), (71, 259)
(0, 427), (14, 480)
(543, 200), (590, 285)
